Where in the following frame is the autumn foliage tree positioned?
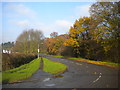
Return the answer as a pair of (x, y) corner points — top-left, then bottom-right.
(89, 2), (120, 62)
(44, 32), (68, 55)
(63, 2), (119, 62)
(64, 17), (92, 57)
(43, 2), (119, 63)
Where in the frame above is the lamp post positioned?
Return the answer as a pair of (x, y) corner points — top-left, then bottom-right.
(38, 43), (44, 58)
(38, 44), (39, 58)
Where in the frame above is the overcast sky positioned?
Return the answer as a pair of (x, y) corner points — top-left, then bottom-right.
(2, 2), (95, 43)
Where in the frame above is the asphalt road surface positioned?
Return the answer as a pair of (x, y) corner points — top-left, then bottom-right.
(3, 55), (119, 88)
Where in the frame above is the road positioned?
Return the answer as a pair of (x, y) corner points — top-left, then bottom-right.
(3, 55), (119, 88)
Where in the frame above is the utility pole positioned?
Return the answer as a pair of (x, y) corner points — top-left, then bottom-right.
(38, 44), (39, 58)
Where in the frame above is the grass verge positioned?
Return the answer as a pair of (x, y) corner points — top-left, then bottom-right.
(53, 55), (120, 69)
(43, 57), (67, 73)
(0, 72), (1, 83)
(2, 58), (40, 84)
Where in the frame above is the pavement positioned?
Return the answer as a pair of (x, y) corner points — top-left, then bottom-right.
(3, 55), (119, 88)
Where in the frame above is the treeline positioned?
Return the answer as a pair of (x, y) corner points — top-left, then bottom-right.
(1, 29), (44, 54)
(2, 29), (44, 70)
(2, 2), (119, 63)
(44, 2), (120, 63)
(2, 42), (14, 50)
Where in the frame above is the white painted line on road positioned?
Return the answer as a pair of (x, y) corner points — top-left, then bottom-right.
(76, 63), (82, 65)
(43, 78), (51, 82)
(93, 73), (102, 83)
(45, 84), (55, 87)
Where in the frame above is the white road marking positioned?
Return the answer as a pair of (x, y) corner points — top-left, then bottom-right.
(76, 63), (82, 65)
(93, 73), (102, 83)
(78, 63), (82, 65)
(43, 78), (51, 82)
(45, 84), (55, 86)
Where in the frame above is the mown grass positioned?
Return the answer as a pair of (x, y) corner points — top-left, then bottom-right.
(2, 57), (68, 83)
(0, 72), (2, 83)
(2, 58), (40, 83)
(43, 57), (67, 73)
(53, 55), (120, 68)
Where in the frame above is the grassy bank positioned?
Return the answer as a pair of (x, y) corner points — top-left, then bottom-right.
(2, 58), (40, 83)
(53, 55), (120, 68)
(2, 57), (68, 83)
(43, 57), (67, 73)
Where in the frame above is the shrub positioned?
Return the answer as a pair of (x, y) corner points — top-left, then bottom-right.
(2, 53), (37, 71)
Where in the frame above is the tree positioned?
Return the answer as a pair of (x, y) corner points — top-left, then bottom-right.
(50, 32), (58, 38)
(89, 2), (120, 62)
(13, 29), (44, 54)
(89, 2), (119, 41)
(2, 42), (14, 50)
(64, 17), (92, 57)
(44, 32), (68, 55)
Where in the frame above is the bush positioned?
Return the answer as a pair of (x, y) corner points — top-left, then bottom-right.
(2, 53), (37, 71)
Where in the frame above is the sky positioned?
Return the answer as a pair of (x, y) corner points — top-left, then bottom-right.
(1, 2), (95, 43)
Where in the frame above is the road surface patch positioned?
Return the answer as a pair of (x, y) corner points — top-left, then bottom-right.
(52, 74), (63, 78)
(94, 72), (97, 75)
(86, 66), (88, 68)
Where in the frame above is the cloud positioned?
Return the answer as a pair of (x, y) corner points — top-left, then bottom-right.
(55, 20), (72, 28)
(4, 3), (36, 18)
(75, 4), (91, 18)
(9, 20), (29, 28)
(16, 20), (29, 27)
(30, 20), (73, 37)
(3, 3), (92, 42)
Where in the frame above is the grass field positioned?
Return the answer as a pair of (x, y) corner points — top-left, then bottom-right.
(43, 57), (67, 73)
(53, 55), (120, 68)
(2, 58), (40, 83)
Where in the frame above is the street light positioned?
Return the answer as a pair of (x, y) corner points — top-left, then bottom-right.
(38, 44), (39, 58)
(38, 43), (43, 58)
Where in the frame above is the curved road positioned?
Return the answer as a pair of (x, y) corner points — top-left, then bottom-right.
(3, 55), (118, 88)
